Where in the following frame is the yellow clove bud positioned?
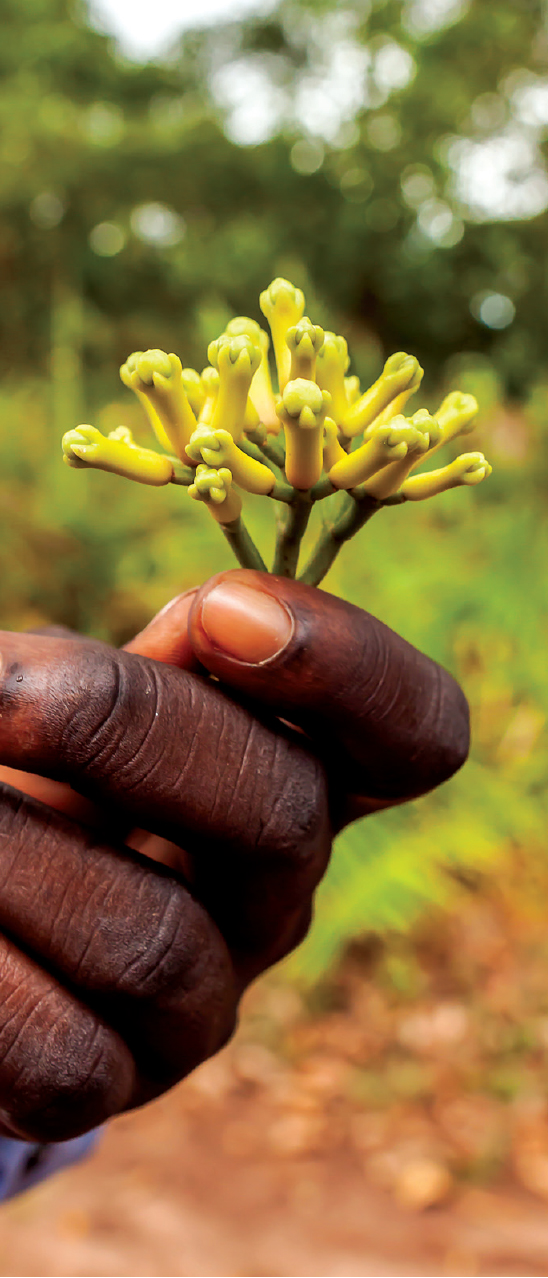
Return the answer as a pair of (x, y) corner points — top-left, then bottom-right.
(188, 463), (242, 523)
(315, 332), (350, 423)
(66, 275), (493, 589)
(181, 367), (206, 418)
(226, 317), (279, 432)
(362, 410), (439, 498)
(366, 364), (424, 432)
(323, 417), (347, 472)
(187, 425), (276, 495)
(259, 277), (305, 393)
(344, 374), (361, 405)
(208, 334), (262, 441)
(62, 425), (174, 486)
(401, 451), (492, 500)
(277, 379), (330, 490)
(328, 417), (425, 491)
(342, 352), (424, 439)
(198, 366), (220, 425)
(121, 349), (198, 461)
(108, 425), (134, 445)
(225, 316), (263, 343)
(433, 391), (479, 447)
(120, 351), (173, 453)
(287, 317), (325, 382)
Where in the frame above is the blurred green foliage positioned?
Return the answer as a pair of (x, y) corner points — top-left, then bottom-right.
(0, 0), (547, 978)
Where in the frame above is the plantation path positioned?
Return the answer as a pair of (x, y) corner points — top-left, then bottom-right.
(3, 857), (548, 1277)
(1, 1057), (548, 1278)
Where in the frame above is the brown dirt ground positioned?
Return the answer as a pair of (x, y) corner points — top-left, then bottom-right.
(3, 852), (548, 1277)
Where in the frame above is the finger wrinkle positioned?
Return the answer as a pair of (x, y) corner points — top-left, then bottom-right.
(206, 704), (259, 831)
(0, 987), (57, 1074)
(111, 664), (164, 792)
(368, 651), (406, 726)
(349, 626), (401, 723)
(112, 894), (183, 995)
(208, 702), (232, 816)
(407, 662), (443, 765)
(71, 872), (139, 972)
(53, 861), (122, 967)
(170, 676), (208, 787)
(255, 738), (329, 888)
(58, 652), (123, 773)
(220, 718), (257, 829)
(0, 795), (31, 893)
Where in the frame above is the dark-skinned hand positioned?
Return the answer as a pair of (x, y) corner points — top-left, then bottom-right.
(0, 570), (469, 1144)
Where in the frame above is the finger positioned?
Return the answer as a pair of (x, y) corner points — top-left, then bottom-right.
(124, 588), (204, 863)
(0, 593), (202, 831)
(1, 617), (108, 825)
(0, 931), (134, 1144)
(0, 784), (236, 1122)
(0, 634), (330, 956)
(124, 589), (202, 670)
(0, 766), (113, 828)
(187, 570), (469, 814)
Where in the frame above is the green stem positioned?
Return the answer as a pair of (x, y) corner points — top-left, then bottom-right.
(169, 458), (195, 486)
(269, 479), (296, 504)
(221, 515), (268, 572)
(272, 492), (312, 578)
(245, 429), (286, 471)
(231, 439), (293, 499)
(299, 490), (382, 586)
(311, 475), (337, 502)
(239, 436), (274, 466)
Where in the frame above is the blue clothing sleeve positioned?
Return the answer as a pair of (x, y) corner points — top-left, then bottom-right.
(0, 1131), (99, 1201)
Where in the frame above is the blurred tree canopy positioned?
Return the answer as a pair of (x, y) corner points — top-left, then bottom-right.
(1, 0), (548, 397)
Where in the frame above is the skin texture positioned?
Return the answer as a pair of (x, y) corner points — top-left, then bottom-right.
(0, 571), (469, 1143)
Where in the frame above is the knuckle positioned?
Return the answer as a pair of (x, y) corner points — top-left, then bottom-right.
(106, 884), (198, 999)
(73, 869), (235, 1030)
(57, 644), (124, 772)
(58, 647), (165, 789)
(116, 889), (238, 1083)
(31, 1021), (133, 1142)
(256, 744), (331, 893)
(347, 634), (471, 800)
(237, 901), (314, 983)
(0, 988), (134, 1142)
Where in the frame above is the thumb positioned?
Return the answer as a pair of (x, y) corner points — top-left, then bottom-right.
(124, 589), (200, 668)
(189, 570), (469, 806)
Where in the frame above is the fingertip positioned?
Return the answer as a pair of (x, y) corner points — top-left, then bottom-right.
(190, 570), (294, 667)
(125, 589), (202, 670)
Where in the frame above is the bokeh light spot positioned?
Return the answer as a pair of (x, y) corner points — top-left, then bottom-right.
(290, 139), (325, 175)
(83, 102), (125, 146)
(471, 291), (516, 329)
(367, 114), (402, 152)
(89, 222), (126, 256)
(30, 192), (65, 229)
(130, 203), (185, 247)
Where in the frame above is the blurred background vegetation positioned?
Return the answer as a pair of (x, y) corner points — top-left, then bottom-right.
(1, 0), (547, 981)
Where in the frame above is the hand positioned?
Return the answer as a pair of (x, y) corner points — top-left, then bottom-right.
(0, 571), (468, 1143)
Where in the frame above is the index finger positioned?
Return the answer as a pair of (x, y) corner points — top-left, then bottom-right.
(0, 632), (331, 962)
(188, 571), (469, 813)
